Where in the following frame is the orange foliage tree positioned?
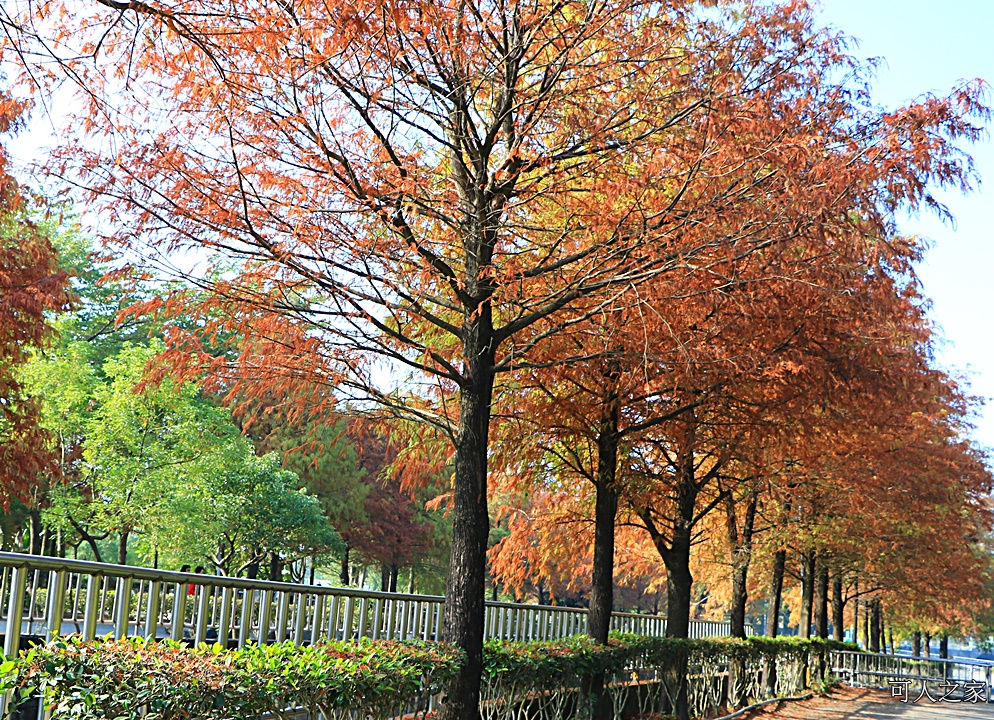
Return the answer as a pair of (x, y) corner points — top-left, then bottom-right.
(0, 91), (71, 508)
(4, 2), (991, 713)
(5, 1), (937, 711)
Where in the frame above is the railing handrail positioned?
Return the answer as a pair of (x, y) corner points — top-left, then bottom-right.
(0, 551), (682, 622)
(831, 648), (994, 668)
(0, 551), (442, 602)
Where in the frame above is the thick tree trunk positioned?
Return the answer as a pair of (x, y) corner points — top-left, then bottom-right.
(815, 563), (829, 639)
(588, 390), (620, 645)
(381, 566), (390, 591)
(28, 509), (43, 556)
(117, 530), (130, 566)
(340, 545), (350, 585)
(725, 492), (756, 708)
(924, 632), (932, 658)
(726, 492), (757, 640)
(439, 345), (495, 720)
(869, 599), (881, 653)
(246, 556), (260, 580)
(662, 526), (694, 640)
(912, 631), (921, 657)
(638, 425), (700, 720)
(766, 549), (786, 638)
(939, 634), (948, 659)
(798, 550), (815, 638)
(763, 548), (786, 696)
(390, 563), (398, 592)
(831, 574), (844, 641)
(269, 552), (283, 582)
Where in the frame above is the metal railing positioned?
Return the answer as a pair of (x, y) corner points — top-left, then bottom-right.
(0, 552), (747, 659)
(830, 649), (994, 702)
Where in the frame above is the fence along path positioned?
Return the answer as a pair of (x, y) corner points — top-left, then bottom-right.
(0, 552), (746, 657)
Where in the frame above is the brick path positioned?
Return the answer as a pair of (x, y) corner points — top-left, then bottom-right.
(733, 686), (994, 720)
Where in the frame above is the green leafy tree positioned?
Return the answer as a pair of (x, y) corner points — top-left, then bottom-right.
(159, 451), (342, 577)
(40, 341), (242, 564)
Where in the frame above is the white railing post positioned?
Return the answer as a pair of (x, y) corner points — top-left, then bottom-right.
(45, 569), (67, 640)
(144, 581), (161, 639)
(3, 565), (27, 657)
(238, 589), (254, 648)
(83, 574), (102, 642)
(171, 581), (187, 642)
(292, 593), (307, 645)
(114, 576), (133, 640)
(217, 586), (233, 647)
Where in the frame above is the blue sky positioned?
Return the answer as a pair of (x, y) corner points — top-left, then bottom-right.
(816, 1), (994, 448)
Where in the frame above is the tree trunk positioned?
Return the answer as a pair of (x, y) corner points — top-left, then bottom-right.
(117, 530), (130, 565)
(831, 574), (844, 641)
(815, 562), (829, 639)
(869, 599), (881, 653)
(924, 632), (931, 658)
(766, 549), (786, 638)
(269, 552), (283, 582)
(390, 563), (398, 592)
(662, 531), (694, 640)
(381, 565), (389, 591)
(725, 491), (756, 709)
(762, 547), (786, 697)
(439, 342), (495, 720)
(340, 545), (350, 585)
(588, 390), (620, 646)
(409, 567), (416, 594)
(912, 631), (921, 658)
(939, 634), (948, 659)
(28, 509), (43, 556)
(726, 492), (757, 640)
(246, 556), (260, 580)
(798, 550), (815, 638)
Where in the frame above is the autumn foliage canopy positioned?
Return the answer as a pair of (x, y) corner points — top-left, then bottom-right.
(2, 0), (992, 714)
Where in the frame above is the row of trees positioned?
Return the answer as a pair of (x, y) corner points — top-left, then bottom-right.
(3, 0), (993, 717)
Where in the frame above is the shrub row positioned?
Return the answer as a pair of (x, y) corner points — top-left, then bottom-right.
(483, 634), (858, 689)
(0, 637), (463, 719)
(0, 634), (859, 719)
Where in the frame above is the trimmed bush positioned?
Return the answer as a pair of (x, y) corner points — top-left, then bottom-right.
(0, 636), (462, 719)
(0, 633), (860, 719)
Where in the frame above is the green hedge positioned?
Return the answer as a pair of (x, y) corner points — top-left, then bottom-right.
(0, 636), (462, 719)
(483, 634), (859, 683)
(0, 633), (860, 719)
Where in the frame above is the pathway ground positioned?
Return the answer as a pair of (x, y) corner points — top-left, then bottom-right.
(733, 686), (994, 720)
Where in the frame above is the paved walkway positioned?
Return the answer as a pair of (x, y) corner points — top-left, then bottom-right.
(736, 687), (994, 720)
